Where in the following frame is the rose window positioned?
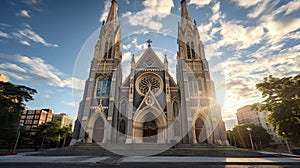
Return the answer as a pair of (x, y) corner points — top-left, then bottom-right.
(136, 73), (163, 96)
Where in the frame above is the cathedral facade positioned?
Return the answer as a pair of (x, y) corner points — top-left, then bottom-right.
(72, 0), (228, 145)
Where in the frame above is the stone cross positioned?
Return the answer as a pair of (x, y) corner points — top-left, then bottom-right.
(147, 39), (152, 47)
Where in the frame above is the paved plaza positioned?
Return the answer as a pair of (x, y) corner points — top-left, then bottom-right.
(0, 152), (299, 167)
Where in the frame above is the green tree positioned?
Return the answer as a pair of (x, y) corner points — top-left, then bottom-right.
(0, 81), (37, 148)
(231, 124), (271, 149)
(33, 121), (73, 148)
(256, 74), (300, 142)
(226, 130), (235, 146)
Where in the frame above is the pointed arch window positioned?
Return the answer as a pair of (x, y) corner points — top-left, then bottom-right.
(96, 78), (103, 96)
(96, 77), (112, 97)
(186, 42), (191, 59)
(188, 76), (202, 97)
(119, 120), (126, 134)
(191, 42), (196, 59)
(104, 42), (108, 58)
(173, 101), (179, 117)
(121, 101), (127, 117)
(108, 41), (113, 58)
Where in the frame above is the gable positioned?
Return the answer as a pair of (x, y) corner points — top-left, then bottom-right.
(135, 47), (165, 69)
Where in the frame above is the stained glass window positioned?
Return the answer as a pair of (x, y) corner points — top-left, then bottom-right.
(96, 77), (112, 97)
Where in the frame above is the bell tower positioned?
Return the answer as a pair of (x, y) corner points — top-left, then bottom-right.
(73, 0), (123, 144)
(176, 0), (227, 144)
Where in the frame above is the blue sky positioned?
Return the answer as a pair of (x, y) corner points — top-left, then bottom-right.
(0, 0), (299, 130)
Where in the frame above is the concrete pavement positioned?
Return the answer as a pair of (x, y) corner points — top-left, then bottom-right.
(0, 154), (300, 165)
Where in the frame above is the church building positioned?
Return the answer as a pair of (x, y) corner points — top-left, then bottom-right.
(72, 0), (228, 145)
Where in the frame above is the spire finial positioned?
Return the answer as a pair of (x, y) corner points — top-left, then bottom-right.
(147, 39), (152, 47)
(181, 0), (192, 22)
(131, 54), (135, 63)
(106, 0), (118, 23)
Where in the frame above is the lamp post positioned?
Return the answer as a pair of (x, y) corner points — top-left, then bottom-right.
(13, 123), (24, 153)
(246, 127), (254, 150)
(41, 130), (47, 149)
(282, 132), (291, 154)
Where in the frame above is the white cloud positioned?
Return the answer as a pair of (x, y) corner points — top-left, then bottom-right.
(218, 21), (265, 50)
(231, 0), (263, 8)
(130, 37), (148, 51)
(20, 40), (31, 46)
(61, 101), (77, 107)
(257, 0), (300, 44)
(19, 10), (30, 18)
(127, 0), (174, 31)
(247, 0), (270, 18)
(12, 26), (58, 47)
(211, 2), (221, 23)
(122, 52), (132, 62)
(122, 11), (132, 17)
(0, 70), (24, 81)
(282, 0), (300, 15)
(123, 43), (132, 50)
(189, 0), (212, 8)
(63, 77), (85, 90)
(262, 17), (300, 44)
(0, 31), (12, 38)
(0, 63), (27, 73)
(212, 43), (300, 115)
(22, 0), (38, 5)
(0, 23), (11, 27)
(0, 54), (85, 90)
(99, 0), (111, 22)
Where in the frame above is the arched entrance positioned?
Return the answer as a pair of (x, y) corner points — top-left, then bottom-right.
(143, 119), (157, 143)
(195, 118), (207, 143)
(92, 117), (104, 142)
(132, 106), (167, 144)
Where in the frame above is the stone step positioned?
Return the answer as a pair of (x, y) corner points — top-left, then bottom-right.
(30, 143), (279, 157)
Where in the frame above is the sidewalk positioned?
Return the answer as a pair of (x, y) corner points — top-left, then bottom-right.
(0, 154), (300, 165)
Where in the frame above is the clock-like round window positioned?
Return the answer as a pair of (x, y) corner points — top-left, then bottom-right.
(136, 73), (163, 96)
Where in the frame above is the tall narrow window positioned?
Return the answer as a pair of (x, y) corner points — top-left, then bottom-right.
(193, 80), (198, 96)
(186, 43), (191, 59)
(191, 42), (196, 59)
(106, 78), (111, 96)
(121, 102), (126, 117)
(96, 78), (103, 96)
(108, 42), (113, 58)
(104, 42), (108, 58)
(188, 76), (194, 96)
(198, 80), (203, 91)
(120, 120), (126, 134)
(173, 101), (179, 117)
(101, 79), (107, 96)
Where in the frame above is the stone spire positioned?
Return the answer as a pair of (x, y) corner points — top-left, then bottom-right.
(106, 0), (118, 23)
(181, 0), (192, 22)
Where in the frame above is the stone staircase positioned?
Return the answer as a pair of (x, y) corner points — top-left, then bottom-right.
(31, 143), (278, 157)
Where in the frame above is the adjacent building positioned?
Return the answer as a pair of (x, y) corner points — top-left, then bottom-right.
(0, 74), (9, 82)
(236, 105), (281, 143)
(53, 113), (73, 128)
(20, 109), (53, 133)
(72, 0), (228, 145)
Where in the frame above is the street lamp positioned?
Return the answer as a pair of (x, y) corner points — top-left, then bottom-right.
(13, 123), (24, 153)
(282, 132), (291, 154)
(246, 127), (254, 150)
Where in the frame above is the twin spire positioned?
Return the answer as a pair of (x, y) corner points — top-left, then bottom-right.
(105, 0), (192, 23)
